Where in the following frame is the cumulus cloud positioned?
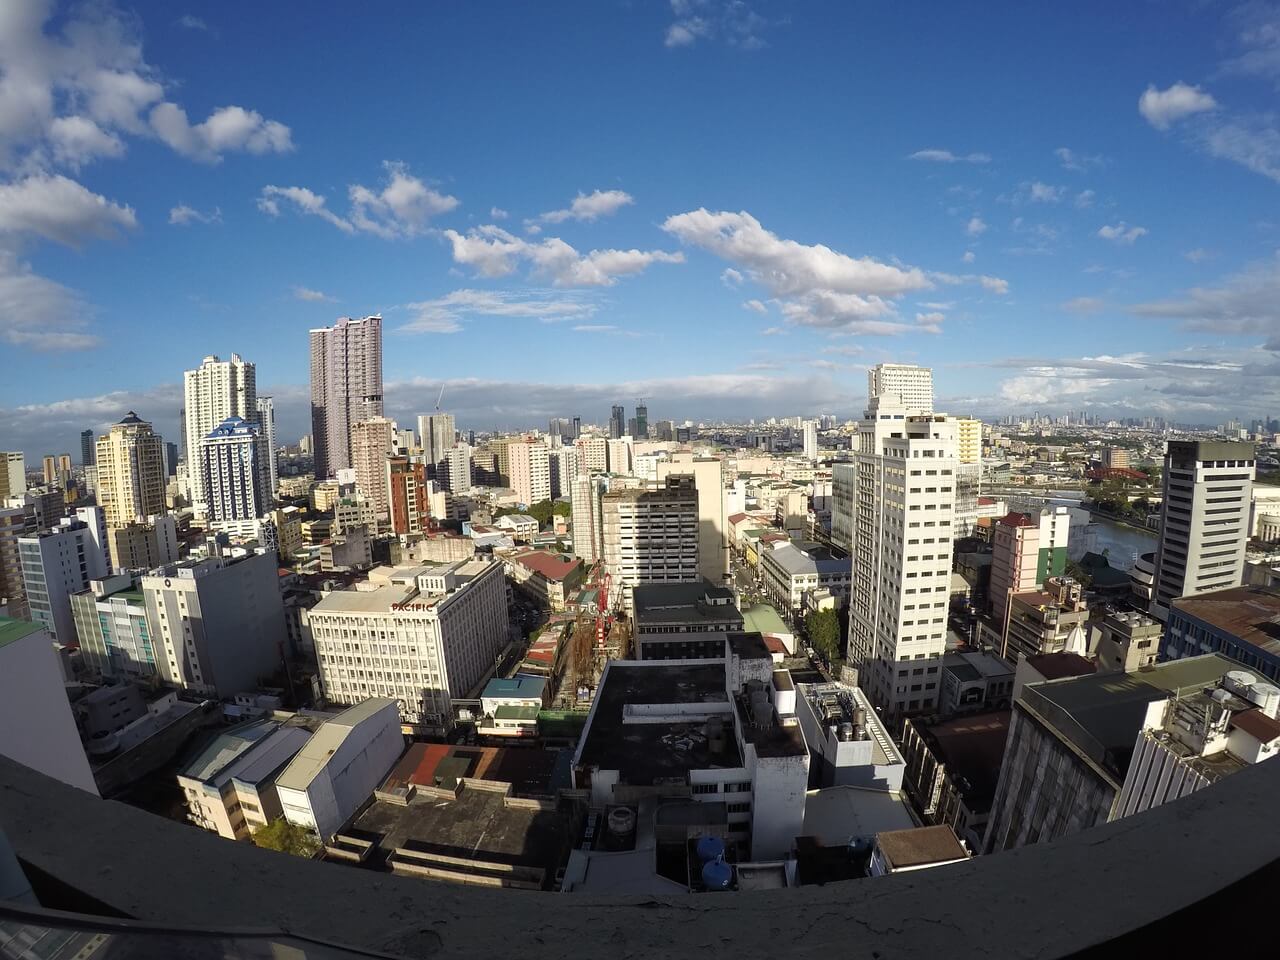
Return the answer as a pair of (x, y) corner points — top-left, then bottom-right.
(1055, 147), (1104, 172)
(538, 189), (633, 224)
(490, 206), (508, 220)
(0, 173), (135, 246)
(966, 216), (987, 237)
(742, 298), (767, 313)
(908, 149), (991, 164)
(1074, 189), (1096, 209)
(930, 270), (1009, 295)
(168, 203), (220, 226)
(961, 250), (976, 264)
(258, 163), (457, 238)
(665, 0), (770, 50)
(1184, 248), (1211, 263)
(0, 250), (98, 350)
(1097, 221), (1148, 244)
(48, 116), (124, 168)
(1028, 181), (1065, 203)
(1139, 82), (1218, 130)
(148, 103), (292, 163)
(175, 15), (209, 31)
(292, 286), (335, 302)
(1131, 252), (1280, 335)
(443, 225), (682, 287)
(403, 288), (598, 334)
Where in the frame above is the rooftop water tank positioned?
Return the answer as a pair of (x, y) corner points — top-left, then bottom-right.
(702, 855), (733, 891)
(607, 807), (636, 839)
(1249, 682), (1280, 719)
(1225, 670), (1257, 698)
(696, 836), (725, 863)
(837, 722), (854, 742)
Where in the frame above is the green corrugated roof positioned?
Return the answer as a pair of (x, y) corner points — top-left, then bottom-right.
(742, 604), (789, 635)
(0, 617), (43, 650)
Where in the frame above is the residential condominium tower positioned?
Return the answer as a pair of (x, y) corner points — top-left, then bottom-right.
(95, 412), (166, 531)
(256, 395), (279, 496)
(183, 354), (257, 510)
(310, 316), (383, 478)
(201, 417), (272, 535)
(350, 417), (396, 520)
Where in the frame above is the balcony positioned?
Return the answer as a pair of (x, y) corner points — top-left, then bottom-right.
(0, 752), (1278, 957)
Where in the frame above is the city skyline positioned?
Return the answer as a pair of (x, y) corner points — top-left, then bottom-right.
(5, 1), (1280, 459)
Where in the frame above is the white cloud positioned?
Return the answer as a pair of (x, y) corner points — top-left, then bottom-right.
(168, 203), (220, 226)
(1075, 189), (1096, 209)
(0, 173), (135, 246)
(176, 15), (209, 31)
(1131, 252), (1280, 337)
(1184, 248), (1211, 263)
(0, 250), (98, 349)
(1063, 296), (1105, 314)
(665, 1), (768, 50)
(403, 288), (598, 334)
(966, 216), (987, 237)
(292, 286), (335, 302)
(1055, 147), (1104, 172)
(573, 324), (618, 333)
(1139, 82), (1217, 130)
(742, 298), (767, 313)
(443, 225), (682, 287)
(48, 115), (124, 168)
(931, 270), (1010, 295)
(908, 149), (991, 164)
(1222, 4), (1280, 81)
(490, 206), (508, 220)
(721, 267), (744, 287)
(258, 185), (354, 233)
(1097, 222), (1148, 244)
(760, 326), (785, 336)
(258, 163), (458, 238)
(1200, 117), (1280, 185)
(961, 250), (976, 264)
(539, 189), (633, 224)
(150, 102), (292, 163)
(915, 311), (945, 333)
(1028, 181), (1065, 203)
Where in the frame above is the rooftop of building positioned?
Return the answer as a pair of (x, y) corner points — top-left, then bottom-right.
(0, 616), (44, 650)
(181, 719), (284, 784)
(482, 675), (547, 701)
(797, 682), (903, 767)
(1020, 653), (1242, 781)
(1231, 707), (1280, 743)
(1025, 652), (1098, 680)
(275, 698), (398, 793)
(943, 650), (1013, 682)
(632, 580), (742, 629)
(761, 540), (847, 576)
(1170, 585), (1280, 660)
(911, 711), (1011, 813)
(576, 662), (745, 780)
(379, 742), (561, 798)
(511, 550), (581, 582)
(998, 511), (1037, 528)
(801, 785), (916, 845)
(876, 825), (969, 870)
(726, 631), (772, 660)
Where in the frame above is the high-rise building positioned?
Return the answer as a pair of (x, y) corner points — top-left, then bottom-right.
(570, 473), (603, 564)
(42, 454), (72, 488)
(634, 402), (648, 440)
(548, 446), (576, 500)
(1102, 447), (1131, 470)
(183, 353), (257, 509)
(95, 412), (166, 531)
(256, 395), (279, 495)
(601, 475), (700, 608)
(657, 454), (728, 586)
(606, 437), (632, 475)
(309, 559), (510, 733)
(0, 452), (25, 499)
(72, 573), (157, 678)
(867, 363), (934, 415)
(989, 507), (1070, 624)
(508, 440), (551, 507)
(18, 507), (110, 643)
(830, 461), (855, 553)
(142, 552), (288, 697)
(1151, 441), (1254, 620)
(443, 443), (472, 493)
(163, 441), (179, 478)
(201, 416), (272, 534)
(0, 505), (27, 618)
(847, 394), (959, 719)
(802, 419), (818, 461)
(107, 516), (179, 572)
(387, 456), (428, 536)
(80, 430), (96, 467)
(955, 417), (982, 465)
(310, 316), (383, 478)
(575, 436), (608, 474)
(417, 412), (456, 470)
(395, 428), (415, 452)
(350, 417), (396, 520)
(609, 404), (626, 439)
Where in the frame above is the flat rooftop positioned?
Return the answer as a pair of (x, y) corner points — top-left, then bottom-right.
(913, 711), (1011, 813)
(877, 825), (968, 870)
(576, 662), (744, 781)
(0, 616), (43, 650)
(381, 742), (560, 797)
(802, 786), (916, 844)
(1172, 586), (1280, 660)
(741, 603), (789, 637)
(632, 580), (742, 629)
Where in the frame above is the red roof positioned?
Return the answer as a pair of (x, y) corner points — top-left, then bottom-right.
(998, 511), (1036, 528)
(762, 634), (789, 654)
(514, 550), (582, 582)
(977, 496), (996, 506)
(728, 512), (750, 524)
(1232, 708), (1280, 744)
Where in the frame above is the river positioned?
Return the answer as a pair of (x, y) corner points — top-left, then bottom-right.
(999, 488), (1158, 568)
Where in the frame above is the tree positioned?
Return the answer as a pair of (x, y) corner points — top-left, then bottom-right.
(805, 608), (841, 664)
(251, 818), (320, 857)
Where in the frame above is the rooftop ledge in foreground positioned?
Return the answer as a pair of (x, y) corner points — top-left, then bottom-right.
(1, 753), (1279, 958)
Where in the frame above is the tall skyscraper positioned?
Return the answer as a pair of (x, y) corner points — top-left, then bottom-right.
(610, 404), (626, 439)
(256, 395), (279, 496)
(95, 412), (166, 531)
(417, 412), (456, 468)
(867, 363), (934, 415)
(443, 443), (472, 493)
(387, 456), (427, 536)
(310, 316), (383, 478)
(80, 430), (95, 467)
(350, 417), (396, 520)
(508, 440), (551, 506)
(1150, 441), (1255, 620)
(164, 441), (179, 478)
(42, 455), (71, 488)
(634, 401), (648, 440)
(0, 452), (25, 499)
(802, 419), (818, 461)
(183, 354), (256, 512)
(201, 417), (272, 533)
(847, 394), (959, 719)
(601, 475), (699, 608)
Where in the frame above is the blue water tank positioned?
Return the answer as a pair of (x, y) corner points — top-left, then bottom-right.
(695, 836), (725, 862)
(702, 856), (733, 891)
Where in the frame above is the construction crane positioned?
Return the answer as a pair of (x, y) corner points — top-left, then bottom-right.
(435, 382), (446, 412)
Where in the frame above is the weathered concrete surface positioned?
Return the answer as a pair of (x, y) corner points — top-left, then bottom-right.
(0, 753), (1277, 959)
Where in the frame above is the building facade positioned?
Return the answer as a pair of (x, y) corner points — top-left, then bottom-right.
(508, 440), (551, 507)
(601, 475), (700, 607)
(96, 413), (166, 531)
(350, 417), (395, 520)
(256, 395), (279, 496)
(310, 316), (383, 479)
(183, 354), (257, 510)
(18, 508), (110, 644)
(72, 573), (157, 678)
(867, 363), (934, 414)
(201, 416), (272, 534)
(388, 457), (428, 536)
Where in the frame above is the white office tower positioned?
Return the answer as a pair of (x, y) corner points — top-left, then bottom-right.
(508, 440), (551, 506)
(657, 454), (729, 586)
(256, 395), (279, 497)
(803, 419), (819, 461)
(1151, 440), (1255, 621)
(1, 452), (24, 498)
(847, 395), (959, 719)
(18, 507), (110, 643)
(831, 460), (855, 552)
(350, 417), (396, 519)
(395, 428), (415, 452)
(183, 354), (257, 511)
(443, 443), (472, 493)
(417, 412), (457, 469)
(310, 316), (383, 478)
(575, 435), (608, 474)
(200, 417), (272, 535)
(549, 446), (577, 500)
(867, 363), (934, 415)
(606, 436), (633, 475)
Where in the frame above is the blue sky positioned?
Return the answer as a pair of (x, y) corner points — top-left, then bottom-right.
(4, 0), (1280, 459)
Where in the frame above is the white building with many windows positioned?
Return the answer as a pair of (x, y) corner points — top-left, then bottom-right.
(200, 416), (272, 537)
(867, 363), (934, 415)
(309, 559), (510, 734)
(184, 354), (257, 511)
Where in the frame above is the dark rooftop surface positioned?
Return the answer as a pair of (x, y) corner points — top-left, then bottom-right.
(726, 631), (771, 660)
(632, 580), (743, 629)
(876, 825), (968, 870)
(916, 711), (1011, 813)
(347, 787), (569, 882)
(733, 695), (807, 759)
(1025, 652), (1097, 680)
(1172, 585), (1280, 660)
(577, 662), (744, 780)
(381, 743), (559, 797)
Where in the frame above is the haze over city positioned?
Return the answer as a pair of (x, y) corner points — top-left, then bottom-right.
(3, 1), (1280, 458)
